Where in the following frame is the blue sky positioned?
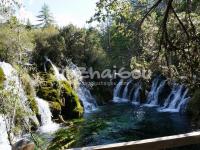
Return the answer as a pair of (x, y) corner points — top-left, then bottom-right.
(19, 0), (98, 27)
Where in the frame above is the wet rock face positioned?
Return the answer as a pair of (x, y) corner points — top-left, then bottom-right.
(12, 139), (35, 150)
(158, 83), (171, 105)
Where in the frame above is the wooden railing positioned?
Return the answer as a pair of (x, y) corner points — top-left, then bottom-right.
(69, 131), (200, 150)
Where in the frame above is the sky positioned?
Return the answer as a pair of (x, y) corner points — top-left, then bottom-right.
(18, 0), (98, 27)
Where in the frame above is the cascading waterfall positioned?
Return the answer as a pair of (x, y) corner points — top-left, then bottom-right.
(44, 57), (66, 81)
(65, 59), (98, 112)
(146, 77), (160, 105)
(0, 62), (32, 110)
(0, 116), (11, 150)
(35, 97), (59, 133)
(0, 62), (39, 124)
(45, 58), (97, 113)
(113, 79), (130, 103)
(113, 79), (123, 102)
(113, 77), (190, 113)
(77, 85), (98, 113)
(122, 80), (132, 100)
(146, 79), (166, 106)
(132, 82), (142, 105)
(159, 85), (189, 112)
(113, 80), (141, 104)
(0, 62), (39, 148)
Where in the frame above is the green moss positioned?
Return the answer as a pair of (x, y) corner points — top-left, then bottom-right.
(50, 102), (62, 111)
(37, 86), (61, 103)
(60, 81), (83, 119)
(48, 127), (77, 150)
(187, 88), (200, 120)
(27, 96), (39, 115)
(0, 67), (5, 88)
(36, 73), (83, 120)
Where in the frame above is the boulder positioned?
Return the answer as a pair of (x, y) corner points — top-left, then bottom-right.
(12, 139), (35, 150)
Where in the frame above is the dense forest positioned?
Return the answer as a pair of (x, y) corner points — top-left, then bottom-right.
(0, 0), (200, 150)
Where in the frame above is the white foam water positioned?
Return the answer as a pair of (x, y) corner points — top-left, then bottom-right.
(122, 80), (132, 100)
(159, 85), (189, 113)
(35, 97), (59, 133)
(113, 77), (190, 113)
(113, 79), (129, 103)
(0, 116), (11, 150)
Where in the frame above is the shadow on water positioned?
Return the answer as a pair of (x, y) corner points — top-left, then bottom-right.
(74, 103), (194, 148)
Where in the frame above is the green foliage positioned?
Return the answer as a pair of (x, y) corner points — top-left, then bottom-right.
(0, 17), (35, 64)
(187, 89), (200, 120)
(33, 24), (108, 71)
(90, 0), (144, 68)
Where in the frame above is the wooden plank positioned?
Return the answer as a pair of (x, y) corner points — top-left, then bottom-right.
(68, 131), (200, 150)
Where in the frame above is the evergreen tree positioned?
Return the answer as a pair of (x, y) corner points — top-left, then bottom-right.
(37, 3), (54, 28)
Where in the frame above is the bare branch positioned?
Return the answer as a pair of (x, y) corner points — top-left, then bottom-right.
(140, 0), (163, 26)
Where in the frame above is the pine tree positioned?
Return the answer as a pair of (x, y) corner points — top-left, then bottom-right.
(37, 3), (54, 28)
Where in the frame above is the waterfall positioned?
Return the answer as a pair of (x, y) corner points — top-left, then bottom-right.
(0, 62), (41, 147)
(113, 79), (123, 102)
(45, 58), (97, 113)
(112, 76), (190, 113)
(0, 62), (39, 125)
(113, 79), (129, 103)
(113, 80), (141, 103)
(77, 85), (98, 113)
(65, 59), (98, 112)
(0, 116), (11, 150)
(122, 80), (132, 99)
(159, 85), (189, 112)
(146, 79), (166, 106)
(44, 57), (66, 81)
(132, 82), (141, 105)
(146, 77), (160, 106)
(0, 62), (30, 108)
(35, 97), (59, 133)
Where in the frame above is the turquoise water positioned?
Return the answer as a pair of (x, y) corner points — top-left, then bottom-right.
(75, 103), (193, 147)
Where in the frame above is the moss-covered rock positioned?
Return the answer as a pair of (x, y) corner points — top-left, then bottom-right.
(37, 73), (61, 104)
(49, 102), (62, 119)
(0, 67), (5, 88)
(187, 89), (200, 122)
(37, 87), (61, 103)
(21, 73), (39, 116)
(61, 81), (83, 119)
(27, 96), (39, 115)
(36, 73), (83, 120)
